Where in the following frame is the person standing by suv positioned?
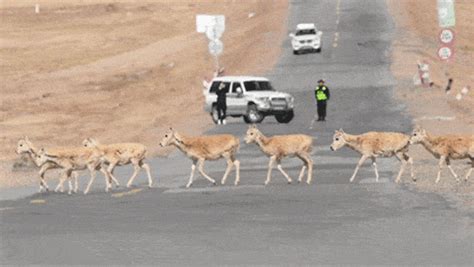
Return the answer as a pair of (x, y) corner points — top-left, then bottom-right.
(315, 79), (330, 121)
(216, 83), (228, 125)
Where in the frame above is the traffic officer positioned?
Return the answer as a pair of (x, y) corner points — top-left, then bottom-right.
(216, 82), (227, 125)
(315, 79), (330, 121)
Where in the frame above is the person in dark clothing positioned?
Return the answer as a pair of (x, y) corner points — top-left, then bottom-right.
(216, 83), (228, 125)
(315, 79), (330, 121)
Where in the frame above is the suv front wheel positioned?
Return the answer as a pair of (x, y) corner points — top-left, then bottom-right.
(275, 110), (294, 123)
(243, 104), (264, 124)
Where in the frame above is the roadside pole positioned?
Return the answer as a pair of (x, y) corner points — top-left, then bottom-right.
(196, 15), (225, 75)
(436, 0), (456, 85)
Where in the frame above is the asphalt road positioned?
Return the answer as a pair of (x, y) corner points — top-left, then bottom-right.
(1, 0), (473, 265)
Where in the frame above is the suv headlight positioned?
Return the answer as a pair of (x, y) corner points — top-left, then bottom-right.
(256, 97), (271, 108)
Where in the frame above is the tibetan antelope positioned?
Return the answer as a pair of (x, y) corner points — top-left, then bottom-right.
(244, 125), (314, 185)
(16, 137), (79, 193)
(410, 127), (473, 183)
(330, 129), (415, 183)
(82, 138), (153, 189)
(159, 128), (240, 188)
(35, 147), (109, 194)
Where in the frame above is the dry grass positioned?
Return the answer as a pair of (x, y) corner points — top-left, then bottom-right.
(0, 0), (288, 188)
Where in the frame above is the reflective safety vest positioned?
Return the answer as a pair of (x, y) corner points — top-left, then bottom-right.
(315, 86), (328, 101)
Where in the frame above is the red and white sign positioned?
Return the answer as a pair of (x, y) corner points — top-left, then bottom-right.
(437, 46), (454, 61)
(439, 28), (455, 44)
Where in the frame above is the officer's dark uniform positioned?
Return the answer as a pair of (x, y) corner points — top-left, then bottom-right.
(216, 86), (227, 124)
(315, 81), (330, 121)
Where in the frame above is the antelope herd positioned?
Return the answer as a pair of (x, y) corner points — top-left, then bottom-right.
(15, 125), (473, 195)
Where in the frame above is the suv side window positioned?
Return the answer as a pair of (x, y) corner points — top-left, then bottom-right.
(231, 82), (242, 93)
(209, 81), (230, 93)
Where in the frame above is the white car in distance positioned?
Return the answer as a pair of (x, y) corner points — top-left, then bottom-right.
(289, 23), (322, 54)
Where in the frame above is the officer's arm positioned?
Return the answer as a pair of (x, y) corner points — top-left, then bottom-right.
(326, 87), (330, 100)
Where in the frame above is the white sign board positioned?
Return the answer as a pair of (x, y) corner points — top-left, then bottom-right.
(437, 0), (456, 27)
(196, 14), (225, 39)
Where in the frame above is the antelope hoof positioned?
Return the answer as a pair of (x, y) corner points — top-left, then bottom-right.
(287, 181), (292, 184)
(186, 183), (193, 188)
(148, 184), (153, 188)
(126, 184), (132, 188)
(212, 182), (217, 186)
(306, 181), (311, 185)
(234, 182), (239, 186)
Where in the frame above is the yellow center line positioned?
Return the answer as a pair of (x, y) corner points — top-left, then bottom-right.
(30, 199), (46, 204)
(111, 188), (143, 198)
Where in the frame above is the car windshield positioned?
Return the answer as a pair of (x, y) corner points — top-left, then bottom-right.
(296, 29), (316, 36)
(244, 81), (274, 91)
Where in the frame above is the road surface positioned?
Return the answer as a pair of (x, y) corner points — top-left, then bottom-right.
(1, 0), (473, 265)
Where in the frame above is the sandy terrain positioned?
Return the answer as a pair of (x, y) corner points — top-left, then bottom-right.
(0, 0), (288, 188)
(387, 0), (473, 207)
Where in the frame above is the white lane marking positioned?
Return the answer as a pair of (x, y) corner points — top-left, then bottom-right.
(0, 207), (15, 211)
(309, 114), (318, 129)
(30, 199), (46, 204)
(164, 184), (264, 194)
(333, 0), (341, 48)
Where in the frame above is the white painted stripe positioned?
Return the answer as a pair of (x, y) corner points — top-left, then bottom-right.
(164, 184), (264, 194)
(0, 207), (14, 211)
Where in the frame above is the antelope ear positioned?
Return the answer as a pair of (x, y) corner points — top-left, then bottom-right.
(24, 136), (30, 142)
(251, 124), (257, 129)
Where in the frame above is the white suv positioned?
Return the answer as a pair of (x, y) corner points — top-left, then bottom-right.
(289, 23), (322, 54)
(203, 76), (295, 124)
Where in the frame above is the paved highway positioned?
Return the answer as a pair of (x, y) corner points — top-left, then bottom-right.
(1, 0), (473, 265)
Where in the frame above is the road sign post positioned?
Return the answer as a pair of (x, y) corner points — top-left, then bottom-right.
(196, 14), (225, 73)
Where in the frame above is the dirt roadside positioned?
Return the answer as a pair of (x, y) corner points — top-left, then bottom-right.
(0, 0), (289, 188)
(387, 0), (473, 209)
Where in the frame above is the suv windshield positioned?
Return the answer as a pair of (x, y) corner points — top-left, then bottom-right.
(296, 29), (316, 36)
(244, 81), (274, 92)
